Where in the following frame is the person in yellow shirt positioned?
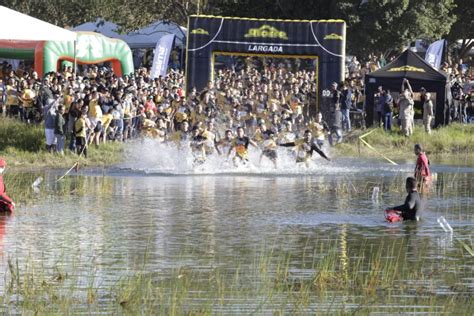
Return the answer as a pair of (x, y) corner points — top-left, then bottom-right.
(19, 80), (36, 123)
(200, 121), (219, 155)
(75, 110), (88, 158)
(309, 112), (330, 148)
(101, 108), (114, 143)
(5, 78), (19, 118)
(63, 87), (74, 114)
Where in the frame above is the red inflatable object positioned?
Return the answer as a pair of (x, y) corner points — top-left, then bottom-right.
(385, 209), (402, 223)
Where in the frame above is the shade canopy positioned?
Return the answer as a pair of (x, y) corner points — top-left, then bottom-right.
(73, 19), (186, 49)
(0, 6), (77, 42)
(365, 49), (448, 127)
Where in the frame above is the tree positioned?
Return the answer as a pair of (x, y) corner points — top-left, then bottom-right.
(2, 0), (458, 61)
(337, 0), (456, 57)
(446, 0), (474, 62)
(212, 0), (456, 58)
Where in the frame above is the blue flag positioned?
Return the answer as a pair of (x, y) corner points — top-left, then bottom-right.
(150, 34), (175, 79)
(425, 39), (445, 70)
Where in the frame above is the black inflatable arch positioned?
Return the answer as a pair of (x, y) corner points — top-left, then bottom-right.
(186, 15), (346, 109)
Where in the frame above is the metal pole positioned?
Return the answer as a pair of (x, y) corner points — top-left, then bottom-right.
(73, 40), (77, 75)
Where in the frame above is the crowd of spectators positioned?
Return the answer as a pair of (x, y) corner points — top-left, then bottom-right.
(0, 58), (340, 164)
(346, 53), (473, 133)
(0, 52), (472, 162)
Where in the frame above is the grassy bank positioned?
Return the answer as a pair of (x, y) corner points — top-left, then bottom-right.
(334, 123), (474, 160)
(0, 118), (124, 170)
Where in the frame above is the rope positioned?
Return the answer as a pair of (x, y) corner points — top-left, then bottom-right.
(358, 128), (398, 165)
(55, 132), (91, 183)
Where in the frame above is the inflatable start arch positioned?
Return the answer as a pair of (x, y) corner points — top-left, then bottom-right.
(0, 32), (134, 76)
(186, 15), (346, 108)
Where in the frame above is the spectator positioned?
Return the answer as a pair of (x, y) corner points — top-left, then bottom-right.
(382, 90), (393, 132)
(54, 105), (66, 155)
(398, 79), (414, 137)
(43, 96), (58, 152)
(341, 81), (352, 132)
(423, 93), (434, 134)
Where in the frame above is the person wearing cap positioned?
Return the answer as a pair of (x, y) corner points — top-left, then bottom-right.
(0, 159), (14, 213)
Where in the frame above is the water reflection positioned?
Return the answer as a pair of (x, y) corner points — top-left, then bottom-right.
(0, 166), (472, 312)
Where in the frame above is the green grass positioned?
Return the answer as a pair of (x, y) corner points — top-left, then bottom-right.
(334, 123), (474, 160)
(0, 117), (124, 170)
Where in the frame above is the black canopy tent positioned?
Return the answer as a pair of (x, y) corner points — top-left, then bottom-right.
(364, 49), (447, 127)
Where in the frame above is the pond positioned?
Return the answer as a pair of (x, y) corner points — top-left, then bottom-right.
(0, 154), (473, 314)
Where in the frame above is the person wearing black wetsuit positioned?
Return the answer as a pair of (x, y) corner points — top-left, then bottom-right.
(279, 130), (331, 166)
(390, 177), (422, 221)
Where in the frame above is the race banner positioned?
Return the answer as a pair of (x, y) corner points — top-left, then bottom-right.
(425, 39), (445, 70)
(150, 34), (175, 79)
(186, 15), (346, 108)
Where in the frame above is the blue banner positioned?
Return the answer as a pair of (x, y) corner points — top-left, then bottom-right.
(150, 34), (175, 78)
(425, 39), (445, 70)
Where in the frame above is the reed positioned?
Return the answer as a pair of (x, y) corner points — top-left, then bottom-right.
(1, 238), (471, 315)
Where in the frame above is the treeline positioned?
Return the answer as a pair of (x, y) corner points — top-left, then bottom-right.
(3, 0), (473, 60)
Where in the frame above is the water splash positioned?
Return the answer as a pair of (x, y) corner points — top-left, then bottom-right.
(120, 139), (409, 176)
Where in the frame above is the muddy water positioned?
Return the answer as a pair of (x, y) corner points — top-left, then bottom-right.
(0, 158), (472, 313)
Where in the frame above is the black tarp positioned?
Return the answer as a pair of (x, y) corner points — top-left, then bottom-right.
(364, 49), (447, 127)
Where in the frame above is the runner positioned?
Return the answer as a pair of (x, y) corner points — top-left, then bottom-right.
(228, 126), (259, 165)
(279, 130), (331, 167)
(259, 131), (278, 168)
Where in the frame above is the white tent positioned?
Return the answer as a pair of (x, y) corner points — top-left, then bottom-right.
(73, 19), (186, 49)
(0, 6), (77, 41)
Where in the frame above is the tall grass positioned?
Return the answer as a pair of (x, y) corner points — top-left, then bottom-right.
(335, 123), (474, 159)
(0, 118), (44, 152)
(0, 117), (124, 169)
(1, 239), (472, 314)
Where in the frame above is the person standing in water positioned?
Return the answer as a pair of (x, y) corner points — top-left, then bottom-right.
(0, 159), (14, 213)
(386, 177), (422, 221)
(414, 144), (431, 190)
